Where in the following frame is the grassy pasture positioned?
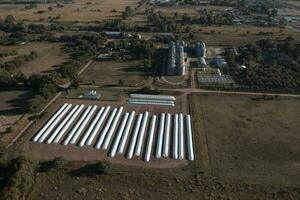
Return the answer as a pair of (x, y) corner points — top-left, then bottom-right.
(0, 0), (140, 22)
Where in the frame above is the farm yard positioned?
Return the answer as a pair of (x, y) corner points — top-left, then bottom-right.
(0, 0), (140, 22)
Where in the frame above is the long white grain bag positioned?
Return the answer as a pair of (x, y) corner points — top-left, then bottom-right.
(46, 105), (80, 144)
(70, 105), (97, 144)
(118, 111), (135, 154)
(108, 112), (129, 157)
(162, 113), (171, 157)
(144, 115), (157, 162)
(178, 113), (184, 160)
(53, 104), (85, 144)
(134, 112), (149, 156)
(155, 113), (165, 158)
(102, 107), (124, 149)
(186, 115), (194, 161)
(33, 103), (68, 142)
(95, 108), (118, 149)
(126, 113), (143, 159)
(38, 104), (72, 143)
(172, 114), (179, 159)
(86, 106), (110, 146)
(78, 107), (105, 147)
(63, 106), (92, 145)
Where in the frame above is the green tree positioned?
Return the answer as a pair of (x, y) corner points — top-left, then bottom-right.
(5, 15), (15, 27)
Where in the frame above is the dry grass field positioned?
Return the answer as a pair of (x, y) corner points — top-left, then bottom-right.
(0, 0), (139, 22)
(189, 93), (300, 187)
(80, 60), (152, 87)
(0, 42), (68, 77)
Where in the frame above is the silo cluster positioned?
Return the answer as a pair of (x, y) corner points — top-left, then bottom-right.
(196, 41), (207, 68)
(167, 40), (186, 75)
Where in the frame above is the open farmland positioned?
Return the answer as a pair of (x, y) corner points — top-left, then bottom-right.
(25, 94), (300, 199)
(191, 25), (300, 46)
(80, 60), (152, 87)
(0, 42), (68, 77)
(189, 93), (300, 187)
(0, 0), (140, 22)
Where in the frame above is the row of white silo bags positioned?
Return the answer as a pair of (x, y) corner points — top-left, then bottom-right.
(36, 104), (73, 143)
(46, 104), (81, 144)
(153, 113), (194, 161)
(129, 94), (176, 101)
(123, 112), (194, 162)
(33, 103), (69, 142)
(32, 103), (194, 162)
